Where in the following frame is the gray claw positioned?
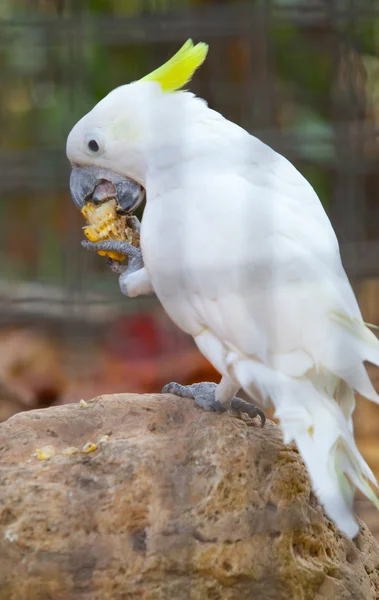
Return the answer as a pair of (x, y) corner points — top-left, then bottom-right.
(231, 398), (266, 427)
(162, 382), (194, 398)
(107, 258), (127, 274)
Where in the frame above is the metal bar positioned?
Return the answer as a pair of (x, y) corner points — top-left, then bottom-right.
(2, 124), (379, 194)
(0, 2), (379, 49)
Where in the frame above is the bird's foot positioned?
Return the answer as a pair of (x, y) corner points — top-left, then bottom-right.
(102, 216), (141, 274)
(230, 397), (266, 426)
(162, 381), (265, 426)
(162, 381), (225, 413)
(82, 240), (144, 274)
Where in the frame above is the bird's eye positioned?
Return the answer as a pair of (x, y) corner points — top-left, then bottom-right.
(88, 139), (99, 152)
(85, 131), (104, 156)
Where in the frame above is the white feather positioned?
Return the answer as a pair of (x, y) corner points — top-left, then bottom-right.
(68, 81), (379, 538)
(141, 142), (379, 538)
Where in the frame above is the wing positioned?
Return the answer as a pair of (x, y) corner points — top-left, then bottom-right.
(149, 163), (377, 386)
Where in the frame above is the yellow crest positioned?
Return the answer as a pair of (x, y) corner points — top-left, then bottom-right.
(140, 39), (208, 92)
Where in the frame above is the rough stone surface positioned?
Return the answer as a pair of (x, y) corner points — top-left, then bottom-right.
(0, 393), (378, 600)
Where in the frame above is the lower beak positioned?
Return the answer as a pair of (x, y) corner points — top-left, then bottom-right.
(69, 166), (145, 213)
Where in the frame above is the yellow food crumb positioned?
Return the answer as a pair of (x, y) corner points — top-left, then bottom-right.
(79, 399), (88, 408)
(62, 447), (79, 456)
(98, 435), (110, 444)
(81, 199), (127, 262)
(34, 445), (55, 460)
(82, 442), (97, 454)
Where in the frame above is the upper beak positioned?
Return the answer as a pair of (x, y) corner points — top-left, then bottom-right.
(69, 166), (145, 214)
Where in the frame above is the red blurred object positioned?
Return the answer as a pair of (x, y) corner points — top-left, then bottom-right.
(0, 311), (219, 418)
(104, 312), (195, 360)
(97, 311), (219, 395)
(58, 310), (219, 405)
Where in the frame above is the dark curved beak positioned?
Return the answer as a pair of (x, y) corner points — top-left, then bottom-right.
(69, 166), (145, 213)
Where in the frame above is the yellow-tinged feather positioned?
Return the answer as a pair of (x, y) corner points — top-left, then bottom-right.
(362, 479), (379, 510)
(330, 310), (379, 348)
(140, 39), (208, 92)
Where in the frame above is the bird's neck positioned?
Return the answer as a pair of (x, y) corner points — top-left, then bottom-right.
(144, 102), (250, 199)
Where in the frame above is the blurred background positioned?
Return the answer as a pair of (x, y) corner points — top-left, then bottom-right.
(1, 0), (379, 534)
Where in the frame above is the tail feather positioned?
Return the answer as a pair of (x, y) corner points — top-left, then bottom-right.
(321, 312), (379, 403)
(329, 311), (379, 370)
(336, 437), (378, 498)
(330, 311), (379, 357)
(333, 363), (379, 404)
(229, 356), (378, 538)
(333, 378), (355, 425)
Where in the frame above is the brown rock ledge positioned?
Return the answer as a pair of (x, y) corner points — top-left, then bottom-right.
(0, 393), (378, 600)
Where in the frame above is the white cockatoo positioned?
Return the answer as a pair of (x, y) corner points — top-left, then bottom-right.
(66, 40), (379, 538)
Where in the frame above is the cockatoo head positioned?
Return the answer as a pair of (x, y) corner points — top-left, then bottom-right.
(66, 39), (208, 212)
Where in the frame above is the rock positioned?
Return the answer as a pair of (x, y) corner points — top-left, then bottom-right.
(0, 394), (378, 600)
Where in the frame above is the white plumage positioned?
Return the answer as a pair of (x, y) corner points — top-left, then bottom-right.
(139, 112), (379, 537)
(67, 48), (379, 538)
